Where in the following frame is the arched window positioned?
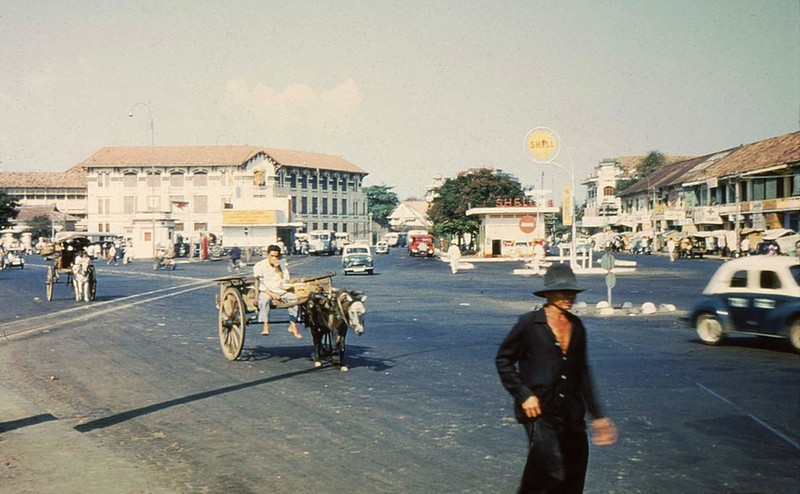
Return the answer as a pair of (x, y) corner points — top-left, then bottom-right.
(193, 171), (208, 187)
(603, 186), (615, 196)
(170, 172), (185, 187)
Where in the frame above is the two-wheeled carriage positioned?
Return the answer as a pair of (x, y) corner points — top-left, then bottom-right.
(214, 272), (335, 361)
(41, 234), (97, 302)
(214, 272), (367, 370)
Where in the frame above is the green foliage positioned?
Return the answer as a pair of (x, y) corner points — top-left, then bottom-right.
(429, 168), (524, 240)
(27, 215), (52, 240)
(363, 185), (400, 228)
(0, 192), (20, 230)
(616, 177), (638, 194)
(639, 150), (666, 177)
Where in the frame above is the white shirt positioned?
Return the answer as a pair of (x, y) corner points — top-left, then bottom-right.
(253, 258), (290, 294)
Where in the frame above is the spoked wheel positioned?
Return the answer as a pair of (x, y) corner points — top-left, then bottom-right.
(219, 287), (246, 361)
(696, 314), (724, 345)
(46, 266), (55, 301)
(88, 266), (97, 301)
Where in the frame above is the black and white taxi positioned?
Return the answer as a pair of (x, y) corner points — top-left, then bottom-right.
(689, 256), (800, 351)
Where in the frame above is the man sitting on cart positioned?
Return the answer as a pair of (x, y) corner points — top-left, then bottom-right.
(253, 244), (303, 339)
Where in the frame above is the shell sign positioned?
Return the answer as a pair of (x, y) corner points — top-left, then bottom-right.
(519, 214), (537, 234)
(524, 127), (560, 163)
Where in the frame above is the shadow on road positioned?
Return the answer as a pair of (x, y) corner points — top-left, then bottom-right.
(0, 413), (58, 433)
(73, 367), (319, 433)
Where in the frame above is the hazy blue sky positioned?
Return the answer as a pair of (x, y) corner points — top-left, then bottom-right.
(1, 1), (798, 200)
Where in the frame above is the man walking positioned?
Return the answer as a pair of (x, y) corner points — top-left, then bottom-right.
(496, 263), (616, 493)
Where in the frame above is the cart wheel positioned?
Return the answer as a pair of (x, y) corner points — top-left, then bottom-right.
(219, 287), (246, 361)
(46, 266), (55, 301)
(88, 266), (97, 301)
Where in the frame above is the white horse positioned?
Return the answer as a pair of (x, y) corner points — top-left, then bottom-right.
(72, 256), (92, 302)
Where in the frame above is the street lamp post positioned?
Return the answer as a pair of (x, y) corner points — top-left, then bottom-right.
(128, 102), (156, 260)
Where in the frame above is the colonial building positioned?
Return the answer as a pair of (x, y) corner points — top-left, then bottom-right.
(616, 130), (800, 250)
(467, 197), (559, 257)
(0, 167), (88, 228)
(80, 146), (368, 258)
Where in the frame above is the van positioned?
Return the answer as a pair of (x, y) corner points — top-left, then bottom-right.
(307, 230), (336, 256)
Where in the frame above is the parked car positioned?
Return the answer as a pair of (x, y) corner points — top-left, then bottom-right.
(689, 256), (800, 352)
(374, 241), (389, 254)
(408, 233), (435, 257)
(3, 250), (25, 269)
(751, 240), (780, 256)
(341, 244), (374, 275)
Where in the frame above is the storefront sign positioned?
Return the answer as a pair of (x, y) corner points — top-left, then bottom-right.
(495, 197), (539, 207)
(223, 210), (277, 225)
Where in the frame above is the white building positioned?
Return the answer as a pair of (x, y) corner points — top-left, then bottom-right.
(0, 167), (88, 230)
(387, 200), (431, 230)
(80, 146), (368, 259)
(467, 198), (559, 257)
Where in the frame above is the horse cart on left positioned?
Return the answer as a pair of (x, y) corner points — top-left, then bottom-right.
(214, 272), (367, 370)
(40, 234), (97, 302)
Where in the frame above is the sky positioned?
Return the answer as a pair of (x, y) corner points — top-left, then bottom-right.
(1, 0), (798, 201)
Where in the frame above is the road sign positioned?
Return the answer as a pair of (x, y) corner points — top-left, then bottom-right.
(519, 215), (536, 234)
(600, 253), (616, 271)
(605, 272), (617, 289)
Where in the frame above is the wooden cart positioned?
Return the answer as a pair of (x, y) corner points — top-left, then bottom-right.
(214, 272), (335, 361)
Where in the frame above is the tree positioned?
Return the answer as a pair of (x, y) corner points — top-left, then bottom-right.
(27, 214), (53, 241)
(428, 168), (524, 243)
(639, 150), (666, 177)
(0, 192), (20, 230)
(363, 185), (399, 228)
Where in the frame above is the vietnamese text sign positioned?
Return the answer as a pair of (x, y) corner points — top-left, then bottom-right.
(562, 185), (573, 226)
(223, 210), (277, 225)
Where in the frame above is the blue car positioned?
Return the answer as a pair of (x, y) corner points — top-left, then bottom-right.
(689, 256), (800, 351)
(341, 244), (374, 275)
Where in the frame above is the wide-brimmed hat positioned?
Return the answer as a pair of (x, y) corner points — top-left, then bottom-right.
(533, 263), (585, 297)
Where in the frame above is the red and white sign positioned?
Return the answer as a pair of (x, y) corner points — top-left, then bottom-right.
(519, 215), (536, 234)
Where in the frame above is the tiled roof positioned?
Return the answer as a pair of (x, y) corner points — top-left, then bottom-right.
(618, 149), (737, 196)
(80, 146), (368, 174)
(615, 155), (694, 176)
(704, 130), (800, 177)
(0, 167), (87, 188)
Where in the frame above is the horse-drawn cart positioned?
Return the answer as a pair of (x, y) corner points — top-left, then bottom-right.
(41, 234), (97, 302)
(214, 272), (367, 370)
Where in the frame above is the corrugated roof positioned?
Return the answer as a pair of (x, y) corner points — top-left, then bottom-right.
(80, 146), (368, 174)
(0, 167), (87, 188)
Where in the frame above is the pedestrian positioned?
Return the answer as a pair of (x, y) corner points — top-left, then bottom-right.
(667, 238), (676, 262)
(447, 242), (461, 274)
(531, 239), (546, 275)
(496, 263), (617, 493)
(228, 245), (242, 272)
(740, 237), (750, 256)
(106, 243), (117, 265)
(253, 245), (302, 339)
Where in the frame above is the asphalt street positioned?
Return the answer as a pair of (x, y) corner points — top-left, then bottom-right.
(1, 250), (798, 493)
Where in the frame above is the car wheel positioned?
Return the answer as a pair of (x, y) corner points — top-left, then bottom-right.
(696, 314), (724, 345)
(788, 318), (800, 353)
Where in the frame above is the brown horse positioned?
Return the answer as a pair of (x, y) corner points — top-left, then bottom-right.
(300, 289), (366, 372)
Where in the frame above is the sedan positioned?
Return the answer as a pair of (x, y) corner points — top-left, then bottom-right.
(342, 244), (374, 275)
(689, 256), (800, 351)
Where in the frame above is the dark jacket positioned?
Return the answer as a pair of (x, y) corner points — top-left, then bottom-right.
(495, 308), (605, 428)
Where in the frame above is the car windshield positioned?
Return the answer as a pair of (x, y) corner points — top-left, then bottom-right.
(348, 248), (369, 254)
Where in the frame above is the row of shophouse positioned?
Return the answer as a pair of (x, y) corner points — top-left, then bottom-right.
(0, 145), (369, 259)
(580, 130), (800, 252)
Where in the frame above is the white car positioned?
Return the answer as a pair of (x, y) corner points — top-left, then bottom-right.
(689, 256), (800, 351)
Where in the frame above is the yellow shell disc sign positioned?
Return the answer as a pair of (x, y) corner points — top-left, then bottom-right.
(524, 127), (560, 163)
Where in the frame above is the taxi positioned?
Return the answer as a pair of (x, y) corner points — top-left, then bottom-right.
(689, 256), (800, 351)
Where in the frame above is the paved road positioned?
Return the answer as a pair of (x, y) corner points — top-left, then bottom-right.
(1, 252), (798, 493)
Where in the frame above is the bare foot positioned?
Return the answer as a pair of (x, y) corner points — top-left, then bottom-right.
(261, 323), (270, 336)
(288, 323), (303, 339)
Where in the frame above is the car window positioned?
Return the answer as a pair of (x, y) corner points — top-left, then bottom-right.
(729, 270), (748, 288)
(759, 270), (781, 290)
(790, 266), (800, 287)
(348, 248), (368, 254)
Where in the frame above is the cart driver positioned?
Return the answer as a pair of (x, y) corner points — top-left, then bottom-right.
(253, 244), (302, 339)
